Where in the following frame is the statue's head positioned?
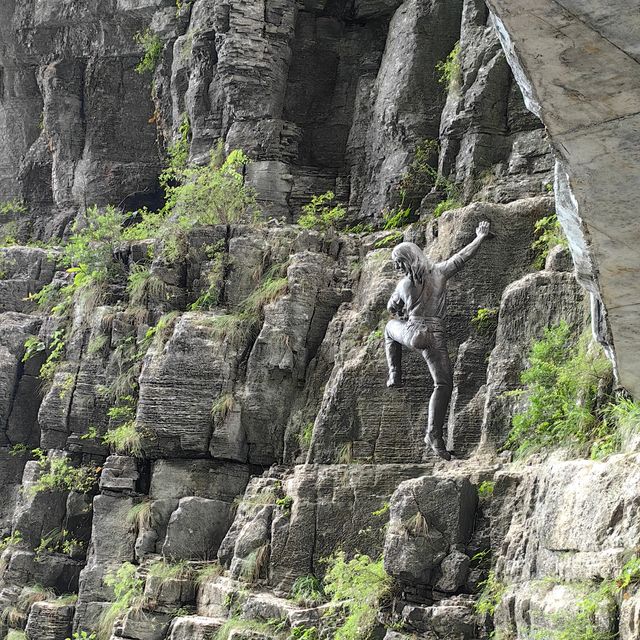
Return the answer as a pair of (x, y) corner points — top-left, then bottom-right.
(391, 242), (430, 285)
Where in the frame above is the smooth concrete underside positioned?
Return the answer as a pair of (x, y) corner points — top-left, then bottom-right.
(486, 0), (640, 398)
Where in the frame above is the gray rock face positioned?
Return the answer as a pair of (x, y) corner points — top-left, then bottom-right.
(384, 475), (476, 588)
(25, 601), (74, 640)
(162, 497), (233, 561)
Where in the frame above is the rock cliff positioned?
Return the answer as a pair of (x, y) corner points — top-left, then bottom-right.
(0, 1), (636, 640)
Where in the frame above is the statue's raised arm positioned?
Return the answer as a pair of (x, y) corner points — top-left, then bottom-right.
(437, 221), (492, 279)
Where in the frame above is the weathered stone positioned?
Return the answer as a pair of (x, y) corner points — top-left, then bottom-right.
(384, 474), (477, 587)
(162, 497), (234, 561)
(167, 615), (224, 640)
(99, 456), (139, 493)
(25, 601), (74, 640)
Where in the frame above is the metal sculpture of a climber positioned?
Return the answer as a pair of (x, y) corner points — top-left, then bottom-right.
(385, 221), (492, 460)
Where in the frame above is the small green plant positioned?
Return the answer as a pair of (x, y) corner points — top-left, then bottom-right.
(298, 422), (314, 451)
(298, 191), (346, 231)
(372, 502), (390, 518)
(471, 307), (498, 336)
(22, 336), (45, 362)
(505, 323), (613, 458)
(35, 529), (84, 558)
(436, 41), (461, 88)
(126, 500), (152, 535)
(126, 265), (167, 307)
(291, 574), (325, 606)
(0, 530), (23, 552)
(210, 393), (235, 422)
(532, 214), (568, 269)
(290, 626), (318, 640)
(336, 441), (354, 464)
(9, 443), (28, 456)
(433, 198), (462, 218)
(99, 563), (145, 639)
(275, 495), (294, 516)
(322, 552), (391, 640)
(103, 396), (142, 456)
(477, 481), (495, 499)
(39, 329), (66, 383)
(475, 570), (506, 616)
(214, 617), (284, 640)
(66, 632), (97, 640)
(134, 29), (163, 74)
(238, 543), (270, 584)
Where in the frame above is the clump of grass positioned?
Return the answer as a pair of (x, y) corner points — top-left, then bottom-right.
(195, 562), (224, 585)
(239, 543), (270, 584)
(30, 449), (98, 495)
(211, 393), (235, 422)
(291, 574), (325, 606)
(126, 500), (152, 535)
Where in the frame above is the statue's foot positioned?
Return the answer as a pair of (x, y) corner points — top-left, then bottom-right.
(386, 373), (402, 388)
(426, 435), (452, 461)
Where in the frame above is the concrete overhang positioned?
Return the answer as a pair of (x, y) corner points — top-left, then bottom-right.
(486, 0), (640, 398)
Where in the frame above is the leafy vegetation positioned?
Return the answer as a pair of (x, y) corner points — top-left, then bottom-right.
(433, 197), (462, 218)
(29, 448), (99, 496)
(477, 480), (495, 499)
(374, 231), (403, 249)
(98, 563), (145, 640)
(475, 570), (506, 616)
(298, 191), (346, 231)
(532, 214), (568, 269)
(134, 29), (163, 74)
(66, 632), (97, 640)
(322, 552), (391, 640)
(471, 307), (498, 336)
(35, 528), (84, 558)
(436, 41), (461, 88)
(0, 530), (23, 553)
(505, 322), (613, 458)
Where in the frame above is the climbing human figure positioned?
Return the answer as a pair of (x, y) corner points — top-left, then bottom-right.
(385, 221), (492, 460)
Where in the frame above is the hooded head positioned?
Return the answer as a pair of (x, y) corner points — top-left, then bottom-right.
(391, 242), (432, 285)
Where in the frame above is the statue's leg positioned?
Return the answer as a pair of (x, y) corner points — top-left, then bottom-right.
(384, 319), (405, 387)
(422, 331), (453, 460)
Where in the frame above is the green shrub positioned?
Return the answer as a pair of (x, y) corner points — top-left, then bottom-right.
(35, 528), (84, 558)
(532, 214), (568, 269)
(298, 191), (346, 231)
(66, 632), (97, 640)
(471, 307), (498, 336)
(134, 29), (163, 74)
(374, 231), (403, 249)
(436, 42), (461, 88)
(0, 530), (23, 553)
(322, 552), (391, 640)
(30, 449), (99, 495)
(477, 480), (495, 499)
(298, 422), (314, 451)
(38, 329), (66, 383)
(475, 570), (505, 616)
(505, 322), (612, 458)
(22, 335), (45, 362)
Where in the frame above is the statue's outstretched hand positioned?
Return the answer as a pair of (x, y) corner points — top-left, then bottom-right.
(476, 220), (491, 239)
